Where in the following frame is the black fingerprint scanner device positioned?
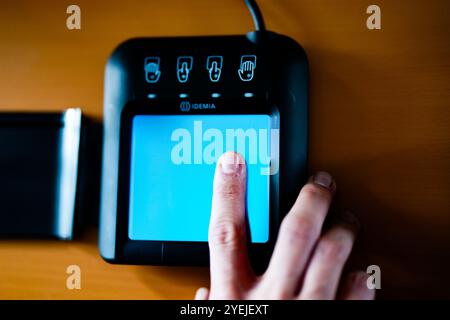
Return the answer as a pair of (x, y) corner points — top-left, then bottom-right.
(100, 0), (308, 267)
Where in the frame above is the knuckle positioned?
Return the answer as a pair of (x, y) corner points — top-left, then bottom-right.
(302, 286), (330, 300)
(317, 236), (351, 263)
(215, 178), (243, 200)
(209, 220), (242, 250)
(280, 215), (319, 245)
(253, 287), (291, 300)
(251, 279), (291, 300)
(270, 287), (291, 300)
(209, 289), (241, 300)
(301, 183), (332, 204)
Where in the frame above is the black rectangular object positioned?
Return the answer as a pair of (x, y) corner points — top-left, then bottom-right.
(99, 31), (309, 268)
(0, 110), (101, 239)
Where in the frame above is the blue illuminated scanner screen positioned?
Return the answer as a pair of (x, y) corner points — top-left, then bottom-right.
(129, 114), (273, 243)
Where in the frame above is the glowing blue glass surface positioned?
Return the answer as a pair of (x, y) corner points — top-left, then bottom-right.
(129, 114), (271, 243)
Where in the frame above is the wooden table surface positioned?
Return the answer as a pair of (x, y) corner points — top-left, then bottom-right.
(0, 0), (449, 299)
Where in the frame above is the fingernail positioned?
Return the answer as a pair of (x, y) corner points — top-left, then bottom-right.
(312, 171), (334, 189)
(219, 152), (245, 174)
(338, 211), (361, 232)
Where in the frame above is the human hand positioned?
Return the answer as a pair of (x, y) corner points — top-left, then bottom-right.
(195, 152), (375, 300)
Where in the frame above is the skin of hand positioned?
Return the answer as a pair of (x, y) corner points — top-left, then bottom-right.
(195, 151), (375, 300)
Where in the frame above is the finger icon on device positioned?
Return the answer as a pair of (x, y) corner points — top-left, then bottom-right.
(177, 56), (193, 83)
(206, 56), (223, 82)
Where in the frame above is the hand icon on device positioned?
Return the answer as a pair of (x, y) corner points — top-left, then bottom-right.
(238, 55), (256, 81)
(144, 57), (161, 83)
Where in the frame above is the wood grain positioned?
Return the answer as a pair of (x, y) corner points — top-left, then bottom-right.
(0, 0), (449, 299)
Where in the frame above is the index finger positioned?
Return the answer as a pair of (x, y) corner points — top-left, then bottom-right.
(208, 152), (254, 299)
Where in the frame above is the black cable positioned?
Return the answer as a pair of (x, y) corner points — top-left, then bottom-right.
(244, 0), (266, 31)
